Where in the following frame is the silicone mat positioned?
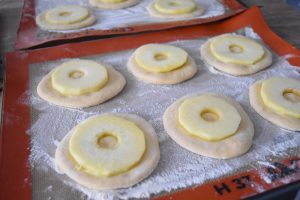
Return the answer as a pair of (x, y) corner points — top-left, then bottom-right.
(15, 0), (245, 49)
(1, 6), (300, 200)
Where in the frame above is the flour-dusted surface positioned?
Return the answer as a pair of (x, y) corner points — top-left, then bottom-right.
(35, 0), (225, 32)
(29, 27), (300, 200)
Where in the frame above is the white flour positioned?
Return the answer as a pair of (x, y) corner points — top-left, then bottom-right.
(35, 0), (225, 32)
(28, 27), (300, 199)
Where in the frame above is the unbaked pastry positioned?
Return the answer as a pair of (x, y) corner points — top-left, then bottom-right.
(201, 34), (272, 76)
(127, 44), (197, 84)
(163, 93), (254, 159)
(37, 59), (126, 108)
(55, 113), (160, 189)
(89, 0), (140, 9)
(249, 77), (300, 131)
(36, 5), (96, 30)
(147, 0), (205, 19)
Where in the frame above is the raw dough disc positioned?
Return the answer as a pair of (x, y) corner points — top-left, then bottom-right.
(147, 0), (204, 19)
(37, 63), (126, 108)
(36, 6), (96, 30)
(163, 93), (254, 159)
(249, 80), (300, 131)
(89, 0), (140, 9)
(200, 34), (272, 76)
(55, 113), (160, 189)
(127, 54), (197, 84)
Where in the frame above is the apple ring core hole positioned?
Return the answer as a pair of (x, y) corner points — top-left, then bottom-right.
(97, 133), (119, 149)
(69, 70), (84, 79)
(154, 53), (168, 61)
(283, 89), (300, 103)
(59, 12), (71, 17)
(229, 45), (243, 53)
(200, 109), (219, 122)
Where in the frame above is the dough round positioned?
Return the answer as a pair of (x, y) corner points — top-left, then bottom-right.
(89, 0), (139, 9)
(37, 63), (126, 108)
(36, 6), (96, 30)
(200, 34), (272, 76)
(147, 0), (204, 19)
(127, 54), (197, 84)
(163, 93), (254, 159)
(249, 80), (300, 131)
(55, 113), (160, 189)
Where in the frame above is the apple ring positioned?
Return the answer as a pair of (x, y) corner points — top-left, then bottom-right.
(178, 95), (241, 141)
(154, 0), (197, 15)
(147, 0), (205, 19)
(51, 60), (108, 96)
(134, 44), (188, 73)
(69, 115), (146, 177)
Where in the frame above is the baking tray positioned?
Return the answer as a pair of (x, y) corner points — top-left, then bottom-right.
(15, 0), (246, 50)
(2, 6), (300, 200)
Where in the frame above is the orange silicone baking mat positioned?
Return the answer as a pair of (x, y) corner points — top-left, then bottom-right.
(15, 0), (245, 50)
(2, 6), (300, 200)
